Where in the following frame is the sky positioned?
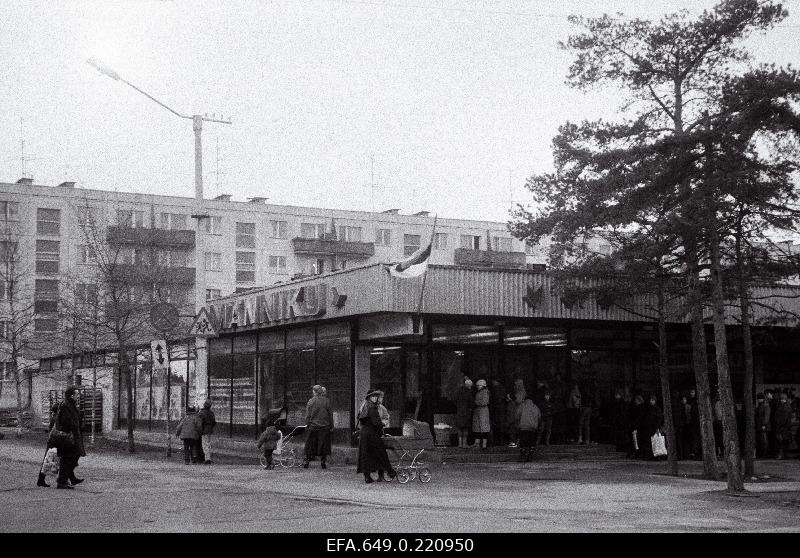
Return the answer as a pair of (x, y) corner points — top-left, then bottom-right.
(2, 0), (799, 223)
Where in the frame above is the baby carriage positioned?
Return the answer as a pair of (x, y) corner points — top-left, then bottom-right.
(258, 411), (306, 469)
(386, 435), (432, 484)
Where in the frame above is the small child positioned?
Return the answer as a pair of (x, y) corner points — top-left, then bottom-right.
(256, 410), (284, 469)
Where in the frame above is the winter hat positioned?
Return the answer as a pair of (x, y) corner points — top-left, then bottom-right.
(464, 378), (473, 388)
(203, 398), (212, 409)
(365, 389), (382, 399)
(187, 406), (197, 413)
(64, 386), (77, 397)
(476, 379), (487, 388)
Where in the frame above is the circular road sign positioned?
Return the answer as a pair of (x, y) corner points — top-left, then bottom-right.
(150, 302), (180, 332)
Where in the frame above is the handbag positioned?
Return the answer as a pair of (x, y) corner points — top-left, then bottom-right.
(48, 426), (75, 451)
(632, 430), (639, 451)
(651, 431), (667, 457)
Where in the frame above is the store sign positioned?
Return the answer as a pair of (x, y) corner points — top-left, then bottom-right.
(205, 283), (347, 330)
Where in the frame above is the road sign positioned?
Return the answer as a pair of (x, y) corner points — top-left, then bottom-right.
(188, 307), (217, 338)
(151, 340), (170, 371)
(150, 303), (180, 333)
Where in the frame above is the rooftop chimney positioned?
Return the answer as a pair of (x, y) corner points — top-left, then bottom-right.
(413, 211), (430, 217)
(58, 181), (76, 188)
(16, 178), (33, 185)
(381, 208), (400, 215)
(248, 197), (268, 203)
(213, 194), (232, 202)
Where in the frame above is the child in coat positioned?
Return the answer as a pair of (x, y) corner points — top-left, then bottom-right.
(256, 410), (284, 469)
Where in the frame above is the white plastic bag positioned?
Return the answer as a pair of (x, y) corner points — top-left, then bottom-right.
(651, 431), (667, 457)
(273, 430), (284, 456)
(632, 430), (639, 451)
(41, 447), (60, 477)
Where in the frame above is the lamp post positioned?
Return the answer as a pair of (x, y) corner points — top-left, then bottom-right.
(87, 58), (231, 409)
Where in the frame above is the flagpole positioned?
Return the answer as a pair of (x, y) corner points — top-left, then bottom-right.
(416, 214), (438, 317)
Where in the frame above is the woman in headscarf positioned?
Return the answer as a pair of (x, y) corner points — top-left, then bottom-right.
(357, 389), (397, 483)
(455, 377), (474, 448)
(472, 379), (491, 449)
(303, 384), (334, 469)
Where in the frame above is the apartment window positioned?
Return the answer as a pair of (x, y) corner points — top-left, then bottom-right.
(205, 252), (222, 272)
(205, 216), (223, 235)
(236, 251), (256, 283)
(159, 213), (188, 230)
(270, 220), (288, 239)
(35, 240), (60, 274)
(300, 222), (326, 239)
(75, 283), (98, 306)
(0, 201), (19, 221)
(375, 229), (391, 246)
(206, 289), (222, 301)
(492, 236), (512, 252)
(76, 206), (98, 227)
(35, 318), (58, 332)
(119, 247), (145, 266)
(403, 234), (421, 257)
(37, 208), (61, 236)
(460, 234), (481, 250)
(116, 209), (146, 228)
(236, 222), (256, 249)
(35, 279), (59, 313)
(434, 233), (448, 250)
(337, 225), (362, 242)
(313, 259), (325, 275)
(157, 249), (190, 268)
(268, 255), (287, 274)
(78, 244), (96, 265)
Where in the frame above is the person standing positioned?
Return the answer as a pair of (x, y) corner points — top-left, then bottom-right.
(53, 386), (86, 489)
(627, 394), (646, 459)
(490, 379), (507, 446)
(711, 391), (724, 458)
(755, 393), (771, 459)
(765, 389), (777, 457)
(303, 384), (334, 469)
(175, 406), (203, 464)
(642, 394), (664, 460)
(537, 391), (554, 446)
(578, 380), (594, 445)
(609, 390), (628, 453)
(550, 373), (566, 444)
(472, 379), (491, 449)
(198, 398), (217, 464)
(687, 388), (701, 460)
(566, 381), (582, 444)
(774, 391), (793, 460)
(455, 378), (473, 448)
(256, 410), (283, 469)
(517, 395), (541, 462)
(357, 389), (397, 483)
(37, 401), (62, 488)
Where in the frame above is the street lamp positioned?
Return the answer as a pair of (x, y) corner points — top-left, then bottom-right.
(87, 58), (231, 408)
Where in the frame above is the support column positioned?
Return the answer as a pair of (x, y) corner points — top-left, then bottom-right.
(354, 346), (372, 408)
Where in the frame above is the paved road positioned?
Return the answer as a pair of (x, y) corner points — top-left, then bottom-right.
(1, 436), (799, 532)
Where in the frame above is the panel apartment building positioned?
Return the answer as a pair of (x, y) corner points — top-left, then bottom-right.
(0, 176), (550, 420)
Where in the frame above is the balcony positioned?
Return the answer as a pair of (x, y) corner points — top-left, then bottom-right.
(291, 237), (375, 258)
(113, 264), (195, 285)
(107, 226), (195, 248)
(453, 248), (527, 269)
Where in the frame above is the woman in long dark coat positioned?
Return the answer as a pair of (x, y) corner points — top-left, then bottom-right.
(357, 389), (396, 484)
(54, 386), (86, 489)
(304, 385), (334, 469)
(641, 394), (664, 460)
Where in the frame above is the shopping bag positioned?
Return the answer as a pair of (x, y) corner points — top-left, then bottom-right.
(48, 427), (75, 451)
(41, 448), (60, 477)
(651, 431), (668, 457)
(273, 431), (284, 456)
(632, 430), (639, 451)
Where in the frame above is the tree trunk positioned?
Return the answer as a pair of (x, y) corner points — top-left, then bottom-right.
(735, 227), (756, 477)
(12, 359), (24, 431)
(658, 288), (678, 476)
(709, 226), (745, 492)
(686, 241), (720, 480)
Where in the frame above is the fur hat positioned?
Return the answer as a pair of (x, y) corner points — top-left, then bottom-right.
(365, 389), (382, 399)
(64, 386), (77, 397)
(476, 379), (487, 388)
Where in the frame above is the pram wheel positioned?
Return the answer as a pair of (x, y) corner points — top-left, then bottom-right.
(418, 467), (432, 483)
(259, 455), (268, 468)
(278, 452), (296, 468)
(408, 468), (418, 482)
(397, 470), (411, 484)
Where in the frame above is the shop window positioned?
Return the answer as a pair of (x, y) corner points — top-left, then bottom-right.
(369, 347), (403, 429)
(258, 351), (285, 429)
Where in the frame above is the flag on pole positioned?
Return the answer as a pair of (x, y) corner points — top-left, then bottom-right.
(387, 242), (432, 278)
(387, 214), (437, 279)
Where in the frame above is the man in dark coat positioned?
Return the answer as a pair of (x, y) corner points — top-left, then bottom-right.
(304, 385), (334, 469)
(197, 398), (217, 464)
(642, 394), (664, 460)
(357, 389), (396, 483)
(626, 394), (645, 459)
(609, 390), (628, 453)
(774, 391), (794, 460)
(54, 386), (86, 489)
(687, 388), (701, 460)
